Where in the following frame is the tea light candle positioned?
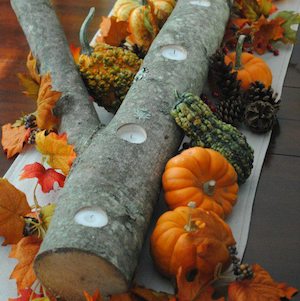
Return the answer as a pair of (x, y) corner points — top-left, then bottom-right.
(117, 123), (147, 144)
(161, 45), (187, 61)
(74, 206), (108, 228)
(190, 0), (211, 7)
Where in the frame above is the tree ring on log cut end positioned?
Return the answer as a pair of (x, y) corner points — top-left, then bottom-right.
(190, 0), (211, 7)
(117, 123), (147, 144)
(160, 45), (187, 61)
(34, 250), (128, 300)
(74, 206), (108, 228)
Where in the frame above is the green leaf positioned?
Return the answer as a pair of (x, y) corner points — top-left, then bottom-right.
(275, 11), (300, 44)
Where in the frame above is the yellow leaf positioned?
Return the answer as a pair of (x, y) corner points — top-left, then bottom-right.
(17, 73), (40, 100)
(35, 131), (76, 175)
(26, 52), (41, 85)
(0, 179), (31, 245)
(9, 236), (42, 291)
(40, 203), (56, 231)
(1, 123), (30, 158)
(36, 74), (61, 130)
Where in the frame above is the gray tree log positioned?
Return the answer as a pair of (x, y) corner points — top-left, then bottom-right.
(32, 0), (232, 300)
(10, 0), (101, 153)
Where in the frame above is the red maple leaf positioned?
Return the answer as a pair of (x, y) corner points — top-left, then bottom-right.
(20, 162), (66, 193)
(9, 288), (42, 301)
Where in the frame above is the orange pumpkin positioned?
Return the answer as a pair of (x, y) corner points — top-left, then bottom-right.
(224, 35), (272, 90)
(162, 147), (238, 219)
(150, 205), (236, 278)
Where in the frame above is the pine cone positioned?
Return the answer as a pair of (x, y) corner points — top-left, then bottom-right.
(245, 81), (280, 110)
(244, 101), (277, 133)
(209, 50), (245, 125)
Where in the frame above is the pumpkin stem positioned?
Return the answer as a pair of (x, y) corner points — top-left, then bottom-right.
(234, 35), (246, 70)
(203, 180), (216, 196)
(79, 7), (95, 55)
(184, 201), (197, 232)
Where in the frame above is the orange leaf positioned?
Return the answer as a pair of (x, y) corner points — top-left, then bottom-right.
(36, 74), (61, 130)
(97, 16), (129, 46)
(9, 236), (42, 290)
(228, 264), (298, 301)
(176, 266), (225, 301)
(1, 124), (30, 158)
(252, 15), (285, 54)
(35, 131), (76, 175)
(0, 178), (31, 245)
(83, 289), (103, 301)
(70, 44), (81, 64)
(26, 52), (41, 85)
(131, 286), (171, 301)
(20, 162), (66, 193)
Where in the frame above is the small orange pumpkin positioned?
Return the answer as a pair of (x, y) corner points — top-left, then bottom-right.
(162, 147), (238, 219)
(150, 205), (236, 278)
(224, 35), (272, 90)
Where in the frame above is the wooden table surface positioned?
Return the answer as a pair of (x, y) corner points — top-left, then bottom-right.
(0, 0), (299, 298)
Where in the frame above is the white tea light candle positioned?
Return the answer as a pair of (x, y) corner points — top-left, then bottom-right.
(190, 0), (211, 7)
(74, 206), (108, 228)
(161, 45), (187, 61)
(117, 123), (147, 144)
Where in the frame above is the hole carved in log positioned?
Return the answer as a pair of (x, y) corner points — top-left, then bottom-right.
(117, 123), (147, 144)
(160, 45), (188, 61)
(74, 206), (108, 228)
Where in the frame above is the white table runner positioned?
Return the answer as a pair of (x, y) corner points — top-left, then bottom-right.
(1, 0), (299, 298)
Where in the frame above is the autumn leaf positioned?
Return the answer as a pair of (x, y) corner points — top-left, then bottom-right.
(0, 178), (31, 245)
(17, 52), (41, 100)
(275, 11), (300, 44)
(176, 267), (225, 301)
(70, 44), (81, 64)
(17, 73), (40, 100)
(35, 131), (76, 175)
(83, 289), (103, 301)
(9, 236), (42, 290)
(26, 52), (41, 85)
(234, 0), (276, 22)
(1, 124), (30, 158)
(96, 16), (129, 46)
(131, 286), (171, 301)
(20, 162), (65, 193)
(252, 15), (284, 54)
(40, 203), (56, 231)
(228, 264), (298, 301)
(8, 288), (43, 301)
(36, 73), (61, 130)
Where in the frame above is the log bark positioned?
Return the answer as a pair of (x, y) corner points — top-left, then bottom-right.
(34, 0), (232, 299)
(10, 0), (101, 153)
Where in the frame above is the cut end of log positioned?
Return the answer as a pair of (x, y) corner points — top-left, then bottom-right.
(34, 249), (128, 301)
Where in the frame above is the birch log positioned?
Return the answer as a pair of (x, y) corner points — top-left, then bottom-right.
(34, 0), (232, 299)
(10, 0), (101, 152)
